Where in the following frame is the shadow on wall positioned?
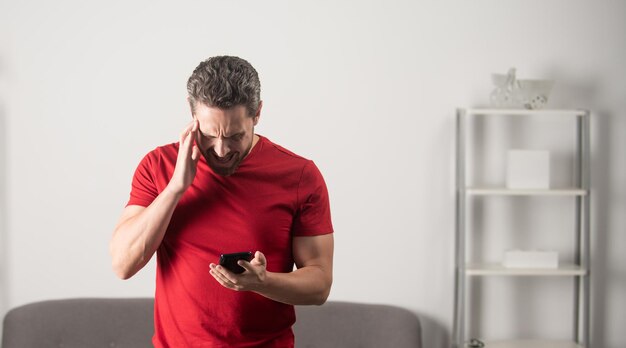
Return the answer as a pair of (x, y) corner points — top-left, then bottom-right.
(419, 313), (450, 348)
(0, 55), (8, 333)
(554, 74), (610, 348)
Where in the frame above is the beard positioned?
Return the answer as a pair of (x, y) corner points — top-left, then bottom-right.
(205, 152), (241, 176)
(203, 141), (254, 177)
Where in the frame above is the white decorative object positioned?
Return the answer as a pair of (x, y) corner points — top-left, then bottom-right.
(506, 150), (550, 189)
(503, 249), (559, 269)
(490, 68), (520, 107)
(516, 79), (554, 110)
(489, 68), (555, 109)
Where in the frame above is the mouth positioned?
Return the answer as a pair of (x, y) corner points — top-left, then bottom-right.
(211, 152), (236, 165)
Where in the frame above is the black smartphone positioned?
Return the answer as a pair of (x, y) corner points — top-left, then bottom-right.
(218, 252), (253, 274)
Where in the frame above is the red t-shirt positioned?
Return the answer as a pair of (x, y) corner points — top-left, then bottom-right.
(127, 135), (333, 348)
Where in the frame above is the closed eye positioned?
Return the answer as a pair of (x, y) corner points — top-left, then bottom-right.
(199, 132), (244, 141)
(230, 133), (244, 141)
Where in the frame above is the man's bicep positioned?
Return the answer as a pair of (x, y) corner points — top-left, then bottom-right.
(292, 161), (333, 236)
(127, 151), (159, 207)
(292, 234), (334, 271)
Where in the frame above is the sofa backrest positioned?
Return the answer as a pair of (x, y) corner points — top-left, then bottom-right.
(2, 298), (153, 348)
(2, 298), (421, 348)
(293, 301), (422, 348)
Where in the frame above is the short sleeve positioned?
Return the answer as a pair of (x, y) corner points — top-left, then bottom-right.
(126, 152), (159, 207)
(292, 161), (334, 236)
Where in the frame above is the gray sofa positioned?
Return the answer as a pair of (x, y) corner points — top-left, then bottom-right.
(2, 298), (421, 347)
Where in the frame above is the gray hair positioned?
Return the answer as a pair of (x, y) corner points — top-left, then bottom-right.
(187, 56), (261, 117)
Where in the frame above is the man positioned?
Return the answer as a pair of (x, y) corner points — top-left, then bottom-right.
(110, 56), (334, 347)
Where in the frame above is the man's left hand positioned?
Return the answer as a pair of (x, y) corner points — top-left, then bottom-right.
(209, 251), (267, 291)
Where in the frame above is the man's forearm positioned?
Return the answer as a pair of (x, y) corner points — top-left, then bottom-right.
(110, 186), (183, 279)
(253, 266), (332, 306)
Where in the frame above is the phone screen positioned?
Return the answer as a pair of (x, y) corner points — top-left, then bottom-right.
(218, 252), (253, 274)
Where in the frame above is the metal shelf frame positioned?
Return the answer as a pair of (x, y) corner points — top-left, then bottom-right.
(452, 108), (591, 348)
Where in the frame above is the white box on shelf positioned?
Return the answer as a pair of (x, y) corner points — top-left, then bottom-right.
(503, 249), (559, 269)
(506, 150), (550, 189)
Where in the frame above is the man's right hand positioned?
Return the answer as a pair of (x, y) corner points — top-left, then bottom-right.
(168, 120), (201, 195)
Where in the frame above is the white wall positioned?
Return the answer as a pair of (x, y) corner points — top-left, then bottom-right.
(1, 1), (625, 347)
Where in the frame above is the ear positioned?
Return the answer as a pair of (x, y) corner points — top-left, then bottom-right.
(253, 100), (263, 126)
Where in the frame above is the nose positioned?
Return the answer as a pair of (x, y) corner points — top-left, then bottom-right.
(213, 138), (230, 158)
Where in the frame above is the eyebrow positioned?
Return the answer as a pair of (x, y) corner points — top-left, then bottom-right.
(200, 131), (245, 139)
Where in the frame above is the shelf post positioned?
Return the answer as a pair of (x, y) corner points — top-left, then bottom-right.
(573, 113), (583, 343)
(582, 110), (591, 348)
(574, 110), (591, 347)
(453, 108), (467, 348)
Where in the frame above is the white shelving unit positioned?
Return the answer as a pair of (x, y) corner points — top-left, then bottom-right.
(466, 188), (587, 196)
(453, 108), (591, 348)
(465, 263), (586, 277)
(481, 340), (584, 348)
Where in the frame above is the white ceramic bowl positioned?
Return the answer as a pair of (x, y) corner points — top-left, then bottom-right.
(517, 79), (554, 109)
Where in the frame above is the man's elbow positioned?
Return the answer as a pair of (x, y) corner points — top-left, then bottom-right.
(113, 266), (134, 280)
(110, 244), (138, 280)
(111, 258), (135, 280)
(313, 291), (330, 306)
(312, 278), (333, 305)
